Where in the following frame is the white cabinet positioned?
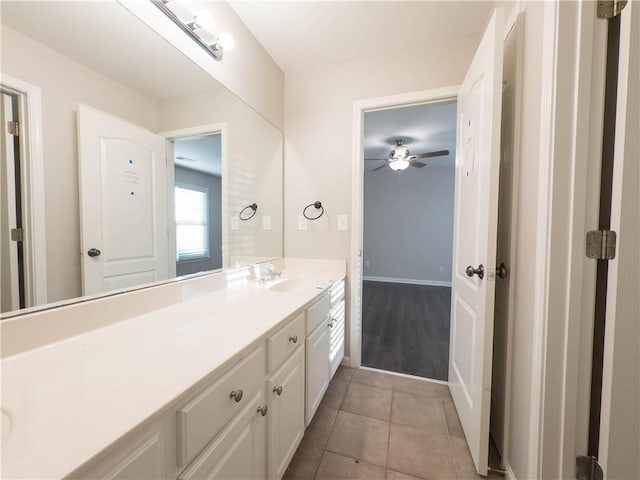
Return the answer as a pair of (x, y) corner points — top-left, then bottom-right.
(70, 421), (167, 480)
(305, 318), (330, 426)
(328, 280), (346, 378)
(268, 347), (305, 479)
(178, 391), (267, 480)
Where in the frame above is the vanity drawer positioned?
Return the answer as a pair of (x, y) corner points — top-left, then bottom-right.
(177, 344), (265, 468)
(306, 294), (331, 334)
(268, 312), (305, 373)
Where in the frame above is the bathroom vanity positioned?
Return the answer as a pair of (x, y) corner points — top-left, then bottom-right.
(0, 259), (346, 479)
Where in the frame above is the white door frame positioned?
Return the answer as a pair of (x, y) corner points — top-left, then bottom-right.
(160, 123), (228, 272)
(349, 86), (459, 369)
(534, 2), (607, 478)
(0, 73), (48, 308)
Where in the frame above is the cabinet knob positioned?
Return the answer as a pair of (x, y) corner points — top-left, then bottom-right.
(328, 318), (336, 328)
(273, 385), (283, 396)
(229, 389), (243, 403)
(289, 335), (298, 344)
(257, 405), (268, 416)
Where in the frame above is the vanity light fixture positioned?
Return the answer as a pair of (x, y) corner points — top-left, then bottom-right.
(152, 0), (233, 61)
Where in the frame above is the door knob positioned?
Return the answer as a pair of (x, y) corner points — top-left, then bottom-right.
(465, 264), (484, 280)
(87, 248), (101, 258)
(497, 263), (508, 279)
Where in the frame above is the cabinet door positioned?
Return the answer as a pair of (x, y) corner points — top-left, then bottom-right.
(268, 347), (305, 479)
(71, 422), (166, 480)
(179, 391), (266, 480)
(329, 299), (345, 379)
(305, 322), (330, 426)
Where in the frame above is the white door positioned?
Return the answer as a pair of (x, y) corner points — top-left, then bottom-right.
(1, 92), (20, 311)
(448, 8), (504, 476)
(598, 3), (639, 479)
(78, 104), (168, 295)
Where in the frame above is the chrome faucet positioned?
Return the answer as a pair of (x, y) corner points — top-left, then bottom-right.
(259, 263), (282, 282)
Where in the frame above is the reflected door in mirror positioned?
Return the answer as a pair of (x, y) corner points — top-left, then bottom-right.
(78, 105), (168, 295)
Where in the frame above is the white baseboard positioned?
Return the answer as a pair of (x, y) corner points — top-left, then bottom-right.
(340, 356), (351, 367)
(363, 275), (452, 287)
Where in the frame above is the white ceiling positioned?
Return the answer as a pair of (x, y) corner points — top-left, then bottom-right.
(229, 1), (494, 74)
(1, 1), (219, 101)
(364, 100), (457, 172)
(174, 134), (222, 176)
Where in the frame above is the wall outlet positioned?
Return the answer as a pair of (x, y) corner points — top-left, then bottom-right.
(365, 260), (370, 268)
(337, 214), (348, 231)
(262, 215), (271, 230)
(231, 216), (239, 230)
(298, 215), (308, 230)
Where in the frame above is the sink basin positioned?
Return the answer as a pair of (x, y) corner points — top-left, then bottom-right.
(266, 278), (310, 292)
(2, 408), (13, 445)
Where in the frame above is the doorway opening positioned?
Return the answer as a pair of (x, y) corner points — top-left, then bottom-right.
(163, 124), (226, 278)
(361, 101), (456, 381)
(172, 134), (223, 276)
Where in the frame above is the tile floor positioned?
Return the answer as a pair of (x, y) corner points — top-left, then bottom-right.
(284, 367), (501, 480)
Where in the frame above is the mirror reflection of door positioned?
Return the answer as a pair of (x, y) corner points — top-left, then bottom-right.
(78, 104), (168, 296)
(1, 90), (24, 312)
(172, 133), (223, 276)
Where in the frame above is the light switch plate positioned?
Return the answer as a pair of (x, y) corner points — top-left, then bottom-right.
(298, 215), (308, 230)
(231, 216), (239, 230)
(262, 215), (271, 230)
(337, 214), (348, 231)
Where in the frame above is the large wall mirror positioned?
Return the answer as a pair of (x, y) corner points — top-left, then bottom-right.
(0, 1), (283, 316)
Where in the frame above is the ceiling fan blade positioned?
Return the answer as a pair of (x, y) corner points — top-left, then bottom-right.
(364, 158), (389, 162)
(409, 160), (426, 168)
(411, 149), (450, 159)
(371, 164), (388, 172)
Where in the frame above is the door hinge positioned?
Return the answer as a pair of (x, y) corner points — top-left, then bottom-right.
(10, 228), (24, 242)
(586, 230), (617, 260)
(597, 0), (628, 19)
(576, 455), (603, 480)
(7, 120), (19, 136)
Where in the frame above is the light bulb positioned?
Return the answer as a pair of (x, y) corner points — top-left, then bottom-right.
(166, 1), (193, 23)
(216, 33), (235, 50)
(194, 12), (215, 31)
(389, 159), (410, 171)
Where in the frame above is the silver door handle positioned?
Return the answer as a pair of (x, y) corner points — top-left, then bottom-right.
(465, 264), (484, 280)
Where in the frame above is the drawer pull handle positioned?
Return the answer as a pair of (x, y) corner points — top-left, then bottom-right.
(257, 405), (268, 416)
(273, 385), (283, 396)
(289, 335), (298, 344)
(229, 389), (244, 403)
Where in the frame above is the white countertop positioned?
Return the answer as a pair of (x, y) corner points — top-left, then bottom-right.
(0, 258), (346, 479)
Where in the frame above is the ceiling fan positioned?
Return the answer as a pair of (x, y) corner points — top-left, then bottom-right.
(365, 139), (449, 172)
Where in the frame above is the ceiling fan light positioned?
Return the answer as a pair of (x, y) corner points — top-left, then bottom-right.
(389, 159), (410, 171)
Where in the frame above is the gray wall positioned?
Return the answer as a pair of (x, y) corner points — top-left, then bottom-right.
(363, 165), (454, 284)
(175, 166), (222, 276)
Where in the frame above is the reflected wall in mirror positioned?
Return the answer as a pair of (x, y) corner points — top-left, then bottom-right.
(0, 1), (283, 315)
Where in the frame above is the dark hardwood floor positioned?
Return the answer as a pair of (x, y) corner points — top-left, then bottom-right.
(362, 280), (451, 381)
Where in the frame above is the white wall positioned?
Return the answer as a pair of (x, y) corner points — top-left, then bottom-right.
(1, 26), (160, 304)
(363, 165), (454, 285)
